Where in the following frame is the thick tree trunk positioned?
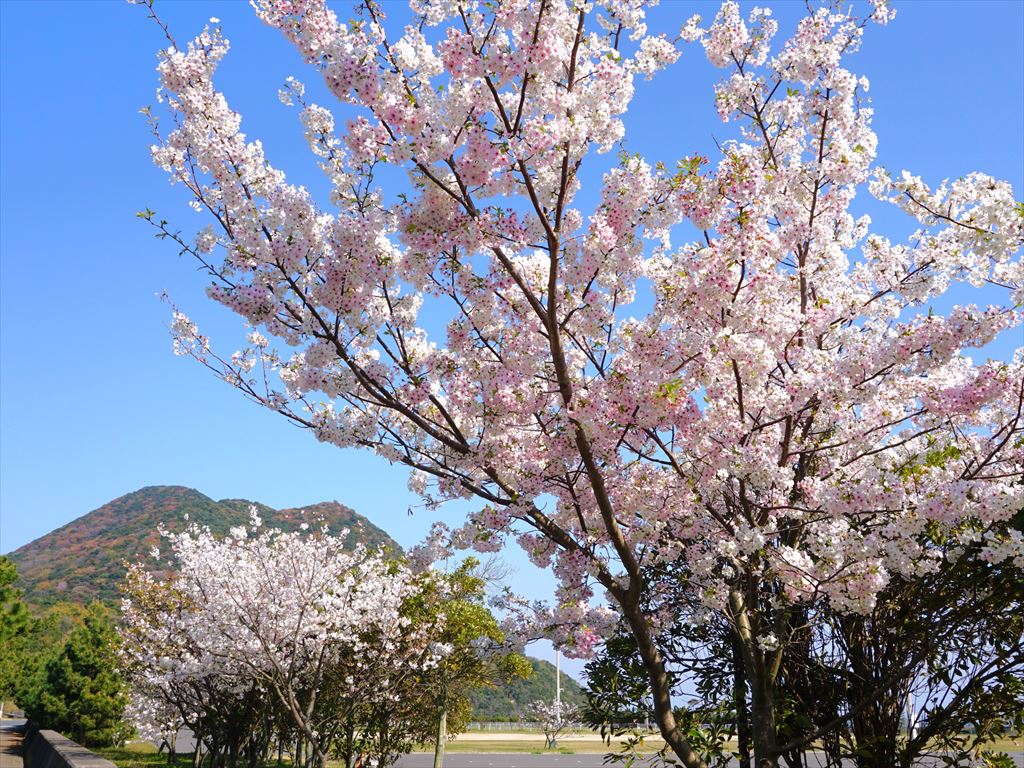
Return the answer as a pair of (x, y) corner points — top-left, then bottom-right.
(433, 706), (448, 768)
(750, 677), (778, 764)
(731, 634), (752, 768)
(621, 601), (707, 768)
(728, 590), (780, 766)
(344, 714), (357, 768)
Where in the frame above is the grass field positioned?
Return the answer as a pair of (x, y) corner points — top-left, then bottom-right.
(97, 745), (185, 768)
(442, 736), (664, 755)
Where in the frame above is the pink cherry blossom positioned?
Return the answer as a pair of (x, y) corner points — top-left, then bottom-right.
(144, 3), (1023, 765)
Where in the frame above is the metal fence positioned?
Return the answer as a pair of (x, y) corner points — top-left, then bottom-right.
(465, 722), (652, 732)
(465, 722), (543, 731)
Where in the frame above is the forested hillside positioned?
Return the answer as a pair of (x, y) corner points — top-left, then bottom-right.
(5, 485), (398, 606)
(469, 656), (587, 720)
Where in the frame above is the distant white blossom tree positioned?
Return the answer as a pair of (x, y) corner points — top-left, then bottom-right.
(121, 512), (447, 767)
(529, 700), (580, 749)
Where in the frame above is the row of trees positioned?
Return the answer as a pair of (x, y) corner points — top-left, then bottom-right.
(141, 0), (1024, 766)
(119, 515), (528, 768)
(3, 551), (569, 765)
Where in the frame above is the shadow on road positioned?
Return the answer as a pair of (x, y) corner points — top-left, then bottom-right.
(0, 717), (25, 768)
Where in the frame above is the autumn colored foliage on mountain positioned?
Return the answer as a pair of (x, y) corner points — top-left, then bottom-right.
(5, 485), (398, 607)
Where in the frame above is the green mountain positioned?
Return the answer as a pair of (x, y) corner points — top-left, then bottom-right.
(5, 485), (399, 607)
(469, 656), (587, 720)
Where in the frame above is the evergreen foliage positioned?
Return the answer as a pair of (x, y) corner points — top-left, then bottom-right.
(30, 602), (129, 747)
(0, 556), (30, 705)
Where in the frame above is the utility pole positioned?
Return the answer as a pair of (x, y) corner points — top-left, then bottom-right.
(552, 648), (562, 749)
(906, 688), (917, 740)
(556, 648), (561, 710)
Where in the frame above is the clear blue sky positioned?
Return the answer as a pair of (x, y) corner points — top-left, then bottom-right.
(1, 1), (1022, 677)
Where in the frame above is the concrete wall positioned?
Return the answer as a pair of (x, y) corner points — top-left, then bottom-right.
(23, 726), (118, 768)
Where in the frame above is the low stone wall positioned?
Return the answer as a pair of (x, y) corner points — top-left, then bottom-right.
(23, 726), (117, 768)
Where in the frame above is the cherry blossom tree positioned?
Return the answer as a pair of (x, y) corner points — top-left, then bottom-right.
(141, 1), (1024, 765)
(528, 700), (580, 749)
(121, 560), (283, 766)
(120, 515), (447, 767)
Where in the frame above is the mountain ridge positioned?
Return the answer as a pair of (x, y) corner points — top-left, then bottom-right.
(5, 485), (399, 607)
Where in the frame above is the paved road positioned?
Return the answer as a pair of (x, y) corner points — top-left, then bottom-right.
(0, 718), (25, 768)
(393, 751), (1024, 768)
(396, 757), (641, 768)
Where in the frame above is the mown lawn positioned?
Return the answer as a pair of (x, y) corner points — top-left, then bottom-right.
(96, 744), (191, 768)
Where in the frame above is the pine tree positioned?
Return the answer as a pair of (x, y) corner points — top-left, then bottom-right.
(0, 557), (30, 709)
(34, 602), (129, 747)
